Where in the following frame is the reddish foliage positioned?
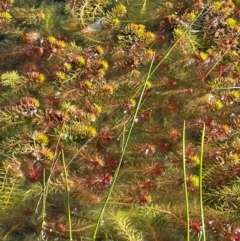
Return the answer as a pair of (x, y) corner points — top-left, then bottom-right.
(22, 161), (43, 181)
(143, 163), (165, 176)
(87, 173), (113, 188)
(157, 140), (171, 152)
(190, 220), (202, 234)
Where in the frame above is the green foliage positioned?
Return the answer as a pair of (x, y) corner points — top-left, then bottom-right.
(1, 71), (21, 88)
(1, 0), (240, 240)
(0, 161), (24, 211)
(205, 177), (240, 212)
(109, 211), (144, 241)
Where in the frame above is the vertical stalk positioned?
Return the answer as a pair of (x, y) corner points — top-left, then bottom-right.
(93, 54), (155, 240)
(39, 169), (46, 240)
(62, 149), (73, 241)
(199, 123), (206, 241)
(182, 120), (190, 241)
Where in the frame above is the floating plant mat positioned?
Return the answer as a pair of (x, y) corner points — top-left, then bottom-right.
(1, 0), (240, 240)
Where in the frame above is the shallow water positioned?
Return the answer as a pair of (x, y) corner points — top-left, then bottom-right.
(0, 0), (240, 240)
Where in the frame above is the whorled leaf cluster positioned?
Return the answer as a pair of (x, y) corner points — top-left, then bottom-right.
(0, 0), (240, 241)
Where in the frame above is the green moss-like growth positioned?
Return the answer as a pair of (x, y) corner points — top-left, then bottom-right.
(1, 0), (240, 240)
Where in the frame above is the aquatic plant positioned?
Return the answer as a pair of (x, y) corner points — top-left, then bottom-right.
(1, 0), (240, 240)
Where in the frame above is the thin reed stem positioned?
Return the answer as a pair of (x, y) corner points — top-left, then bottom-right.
(93, 54), (155, 240)
(182, 120), (190, 241)
(199, 123), (206, 241)
(62, 149), (73, 241)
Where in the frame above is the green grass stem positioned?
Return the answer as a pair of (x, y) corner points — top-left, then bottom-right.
(199, 123), (206, 241)
(93, 54), (155, 240)
(140, 0), (147, 14)
(182, 120), (190, 241)
(37, 169), (47, 240)
(61, 149), (73, 241)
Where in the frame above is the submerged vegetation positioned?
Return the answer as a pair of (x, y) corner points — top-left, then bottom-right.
(1, 0), (240, 240)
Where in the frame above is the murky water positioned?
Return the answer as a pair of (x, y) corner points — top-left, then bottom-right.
(0, 0), (240, 240)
